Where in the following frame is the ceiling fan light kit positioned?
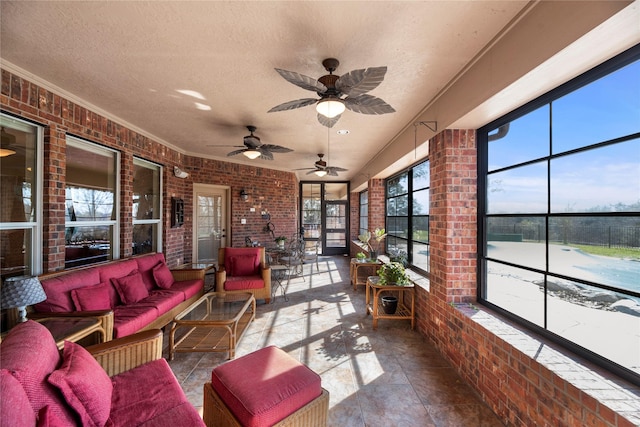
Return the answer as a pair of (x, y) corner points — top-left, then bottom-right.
(316, 97), (345, 118)
(269, 57), (395, 127)
(314, 169), (328, 177)
(242, 149), (261, 159)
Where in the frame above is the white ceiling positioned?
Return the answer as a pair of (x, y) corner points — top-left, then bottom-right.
(0, 1), (637, 182)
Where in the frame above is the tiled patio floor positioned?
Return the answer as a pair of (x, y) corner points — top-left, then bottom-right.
(165, 255), (504, 426)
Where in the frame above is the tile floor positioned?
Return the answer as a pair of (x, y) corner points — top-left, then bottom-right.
(165, 255), (505, 426)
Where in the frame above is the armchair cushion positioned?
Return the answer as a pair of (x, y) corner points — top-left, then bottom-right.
(152, 262), (175, 289)
(224, 247), (261, 276)
(71, 282), (112, 311)
(48, 341), (113, 427)
(112, 270), (149, 305)
(0, 321), (77, 425)
(109, 358), (205, 426)
(224, 276), (267, 291)
(230, 254), (258, 276)
(0, 369), (35, 426)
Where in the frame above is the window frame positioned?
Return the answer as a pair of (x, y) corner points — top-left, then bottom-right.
(0, 113), (43, 277)
(64, 135), (120, 267)
(132, 157), (163, 255)
(359, 189), (368, 237)
(477, 44), (640, 385)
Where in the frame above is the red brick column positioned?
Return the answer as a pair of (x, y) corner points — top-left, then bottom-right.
(367, 178), (385, 231)
(428, 129), (477, 304)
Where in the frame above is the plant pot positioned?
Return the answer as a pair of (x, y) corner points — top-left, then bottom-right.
(276, 241), (285, 249)
(381, 296), (398, 314)
(369, 250), (378, 260)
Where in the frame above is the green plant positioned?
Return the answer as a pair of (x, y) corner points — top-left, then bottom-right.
(356, 252), (367, 260)
(274, 236), (287, 243)
(358, 228), (387, 254)
(388, 247), (407, 266)
(377, 261), (410, 286)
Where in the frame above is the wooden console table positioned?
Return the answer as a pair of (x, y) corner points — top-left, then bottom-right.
(366, 276), (415, 330)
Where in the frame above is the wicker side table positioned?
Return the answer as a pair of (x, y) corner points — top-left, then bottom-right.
(365, 276), (415, 330)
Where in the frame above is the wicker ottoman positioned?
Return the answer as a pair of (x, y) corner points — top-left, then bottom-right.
(203, 346), (329, 427)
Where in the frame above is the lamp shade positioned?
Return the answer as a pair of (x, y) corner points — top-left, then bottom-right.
(1, 276), (47, 321)
(316, 98), (345, 118)
(314, 169), (328, 177)
(243, 150), (261, 159)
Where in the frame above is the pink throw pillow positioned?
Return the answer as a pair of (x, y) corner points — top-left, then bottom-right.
(48, 341), (113, 427)
(230, 255), (257, 276)
(71, 283), (112, 311)
(111, 270), (149, 305)
(37, 405), (72, 427)
(0, 369), (36, 426)
(152, 262), (175, 289)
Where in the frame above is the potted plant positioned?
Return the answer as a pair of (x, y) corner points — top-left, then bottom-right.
(357, 228), (387, 260)
(274, 236), (287, 249)
(377, 262), (410, 286)
(355, 252), (367, 262)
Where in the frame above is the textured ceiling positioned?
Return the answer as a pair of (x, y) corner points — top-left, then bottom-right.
(0, 1), (583, 180)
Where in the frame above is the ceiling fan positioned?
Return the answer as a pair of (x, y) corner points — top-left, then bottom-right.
(295, 154), (348, 177)
(207, 126), (293, 160)
(268, 58), (395, 127)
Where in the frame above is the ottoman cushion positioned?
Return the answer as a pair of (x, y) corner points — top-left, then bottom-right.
(210, 346), (322, 427)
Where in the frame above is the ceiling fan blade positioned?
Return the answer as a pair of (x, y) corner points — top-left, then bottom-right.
(259, 144), (293, 153)
(306, 169), (321, 175)
(343, 94), (395, 115)
(294, 167), (316, 171)
(257, 148), (274, 160)
(327, 169), (339, 176)
(274, 68), (327, 93)
(317, 113), (340, 128)
(328, 166), (348, 172)
(268, 98), (318, 113)
(227, 149), (246, 157)
(336, 66), (387, 97)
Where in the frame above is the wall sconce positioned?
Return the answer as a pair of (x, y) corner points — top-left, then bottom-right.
(240, 189), (249, 201)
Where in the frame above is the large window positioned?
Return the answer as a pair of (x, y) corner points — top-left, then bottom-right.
(359, 190), (368, 236)
(0, 115), (42, 280)
(479, 46), (640, 383)
(65, 136), (119, 268)
(133, 158), (162, 255)
(386, 160), (430, 273)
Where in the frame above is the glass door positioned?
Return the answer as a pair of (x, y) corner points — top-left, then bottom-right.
(324, 200), (347, 255)
(301, 182), (349, 256)
(193, 185), (227, 264)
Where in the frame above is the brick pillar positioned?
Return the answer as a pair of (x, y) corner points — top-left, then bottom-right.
(428, 129), (477, 304)
(368, 178), (385, 231)
(43, 124), (67, 273)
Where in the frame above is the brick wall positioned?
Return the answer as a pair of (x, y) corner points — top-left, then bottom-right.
(1, 68), (299, 270)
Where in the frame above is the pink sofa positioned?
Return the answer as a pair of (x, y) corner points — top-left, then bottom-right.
(0, 320), (205, 426)
(32, 253), (204, 339)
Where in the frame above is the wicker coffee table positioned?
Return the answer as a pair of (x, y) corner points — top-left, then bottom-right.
(169, 292), (255, 360)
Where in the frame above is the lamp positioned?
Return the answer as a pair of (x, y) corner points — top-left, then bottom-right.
(0, 127), (17, 158)
(243, 150), (261, 160)
(316, 97), (345, 118)
(314, 169), (328, 177)
(1, 276), (47, 323)
(240, 189), (249, 201)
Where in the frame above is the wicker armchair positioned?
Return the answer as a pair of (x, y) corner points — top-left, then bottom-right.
(215, 247), (271, 303)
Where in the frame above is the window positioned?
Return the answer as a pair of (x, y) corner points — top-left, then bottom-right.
(479, 46), (640, 383)
(359, 190), (368, 236)
(385, 160), (430, 273)
(0, 115), (42, 279)
(65, 136), (119, 268)
(133, 158), (162, 255)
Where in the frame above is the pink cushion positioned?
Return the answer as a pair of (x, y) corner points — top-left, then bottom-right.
(230, 255), (258, 276)
(112, 305), (159, 338)
(224, 276), (265, 291)
(35, 268), (101, 312)
(71, 282), (112, 311)
(170, 279), (204, 300)
(224, 248), (261, 276)
(136, 289), (184, 315)
(98, 259), (138, 284)
(211, 346), (322, 427)
(0, 321), (77, 424)
(36, 405), (72, 427)
(0, 369), (36, 426)
(48, 341), (113, 427)
(135, 253), (166, 291)
(109, 359), (204, 426)
(112, 270), (149, 305)
(152, 262), (175, 289)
